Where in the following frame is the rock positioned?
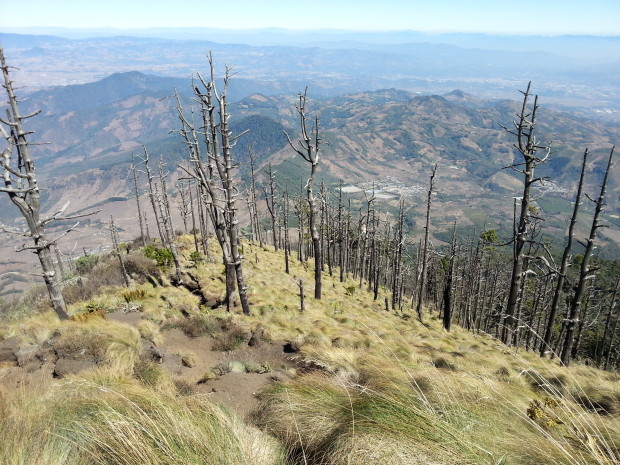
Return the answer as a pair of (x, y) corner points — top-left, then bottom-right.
(248, 325), (265, 348)
(142, 341), (164, 363)
(53, 356), (97, 378)
(0, 347), (17, 365)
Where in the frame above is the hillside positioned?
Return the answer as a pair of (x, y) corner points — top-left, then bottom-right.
(1, 70), (619, 299)
(0, 238), (619, 464)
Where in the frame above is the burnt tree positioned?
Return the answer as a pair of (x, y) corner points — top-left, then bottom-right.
(501, 83), (550, 344)
(285, 89), (323, 299)
(175, 53), (251, 315)
(0, 48), (95, 320)
(560, 146), (615, 366)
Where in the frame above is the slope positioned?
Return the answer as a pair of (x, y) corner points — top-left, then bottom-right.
(0, 237), (619, 464)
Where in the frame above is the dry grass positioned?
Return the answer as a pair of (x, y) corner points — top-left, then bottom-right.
(1, 238), (618, 465)
(0, 370), (285, 465)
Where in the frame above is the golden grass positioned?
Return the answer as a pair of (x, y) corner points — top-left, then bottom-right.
(2, 237), (618, 465)
(0, 369), (285, 465)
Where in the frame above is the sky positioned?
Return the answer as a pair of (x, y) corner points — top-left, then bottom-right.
(0, 0), (619, 35)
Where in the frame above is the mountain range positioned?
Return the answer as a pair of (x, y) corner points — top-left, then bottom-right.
(0, 32), (619, 298)
(1, 31), (619, 121)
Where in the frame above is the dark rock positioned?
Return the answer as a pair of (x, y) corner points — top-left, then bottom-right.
(0, 347), (17, 364)
(283, 341), (301, 353)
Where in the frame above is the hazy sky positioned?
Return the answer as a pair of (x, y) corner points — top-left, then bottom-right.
(1, 0), (619, 35)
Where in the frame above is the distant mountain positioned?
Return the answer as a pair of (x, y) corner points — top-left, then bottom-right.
(29, 72), (187, 114)
(3, 28), (620, 62)
(1, 72), (616, 252)
(2, 32), (619, 122)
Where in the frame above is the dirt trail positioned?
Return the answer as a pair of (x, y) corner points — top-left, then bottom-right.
(0, 309), (298, 420)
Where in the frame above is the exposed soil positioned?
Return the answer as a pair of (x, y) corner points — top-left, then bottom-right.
(0, 309), (299, 420)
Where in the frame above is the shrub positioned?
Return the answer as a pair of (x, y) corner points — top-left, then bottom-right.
(574, 386), (619, 415)
(137, 320), (162, 345)
(133, 358), (169, 389)
(173, 378), (195, 396)
(144, 245), (174, 268)
(75, 254), (100, 275)
(124, 254), (160, 281)
(180, 351), (197, 368)
(243, 361), (271, 374)
(212, 326), (249, 352)
(523, 369), (569, 396)
(432, 357), (457, 371)
(164, 314), (221, 338)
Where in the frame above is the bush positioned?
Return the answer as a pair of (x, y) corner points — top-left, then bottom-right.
(124, 254), (159, 282)
(63, 263), (125, 305)
(75, 254), (100, 275)
(144, 245), (174, 268)
(122, 288), (147, 303)
(212, 326), (249, 352)
(164, 314), (221, 338)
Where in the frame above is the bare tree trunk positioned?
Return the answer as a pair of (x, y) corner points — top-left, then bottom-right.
(0, 48), (71, 320)
(285, 89), (322, 299)
(110, 216), (131, 287)
(158, 158), (183, 281)
(131, 152), (147, 246)
(540, 149), (589, 357)
(598, 275), (620, 366)
(188, 181), (200, 255)
(443, 222), (457, 331)
(502, 83), (550, 344)
(298, 279), (305, 313)
(141, 147), (167, 247)
(54, 244), (65, 278)
(392, 201), (404, 310)
(416, 164), (437, 322)
(283, 185), (291, 274)
(176, 179), (191, 234)
(249, 152), (264, 247)
(263, 163), (279, 251)
(561, 146), (615, 366)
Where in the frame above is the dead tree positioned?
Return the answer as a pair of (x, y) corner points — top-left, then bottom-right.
(248, 151), (264, 247)
(540, 148), (589, 357)
(283, 184), (291, 274)
(175, 53), (251, 315)
(442, 222), (458, 331)
(140, 147), (167, 247)
(285, 88), (322, 299)
(176, 178), (191, 234)
(392, 200), (404, 310)
(560, 146), (615, 366)
(501, 83), (550, 344)
(110, 216), (130, 287)
(0, 48), (95, 320)
(598, 275), (620, 366)
(262, 163), (280, 251)
(415, 164), (437, 322)
(141, 149), (183, 281)
(130, 152), (147, 246)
